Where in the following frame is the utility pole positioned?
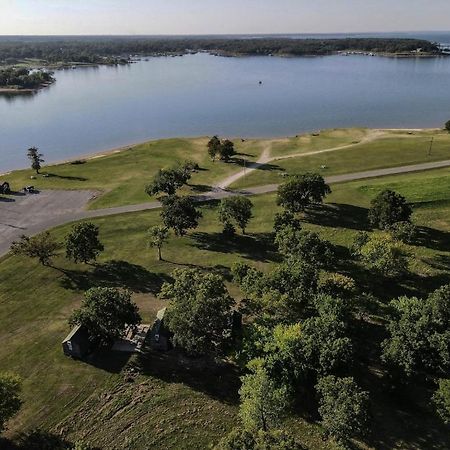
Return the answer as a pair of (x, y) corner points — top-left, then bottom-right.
(428, 137), (434, 157)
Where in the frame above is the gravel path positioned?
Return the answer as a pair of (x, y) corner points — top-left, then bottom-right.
(1, 159), (449, 258)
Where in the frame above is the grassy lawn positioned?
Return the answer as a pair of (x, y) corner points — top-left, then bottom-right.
(1, 167), (449, 449)
(2, 137), (265, 210)
(233, 129), (450, 189)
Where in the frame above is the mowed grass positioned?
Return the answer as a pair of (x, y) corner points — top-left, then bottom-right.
(2, 137), (265, 210)
(1, 168), (450, 449)
(233, 129), (450, 188)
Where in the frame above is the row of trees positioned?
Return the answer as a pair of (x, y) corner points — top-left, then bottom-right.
(0, 37), (439, 64)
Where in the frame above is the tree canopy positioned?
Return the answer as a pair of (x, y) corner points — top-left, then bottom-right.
(65, 222), (104, 264)
(69, 287), (141, 347)
(368, 190), (412, 229)
(433, 379), (450, 425)
(316, 376), (369, 444)
(11, 232), (60, 266)
(239, 361), (289, 432)
(160, 195), (202, 236)
(161, 268), (235, 355)
(0, 372), (22, 434)
(147, 225), (169, 261)
(27, 146), (44, 174)
(218, 196), (254, 234)
(382, 285), (450, 378)
(146, 166), (191, 196)
(277, 173), (331, 213)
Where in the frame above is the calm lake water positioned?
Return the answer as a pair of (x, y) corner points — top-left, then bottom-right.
(1, 52), (450, 171)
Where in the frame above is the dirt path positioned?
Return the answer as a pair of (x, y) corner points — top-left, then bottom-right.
(216, 130), (385, 189)
(2, 158), (449, 259)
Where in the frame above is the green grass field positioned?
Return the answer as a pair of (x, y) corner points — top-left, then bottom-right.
(3, 129), (450, 212)
(2, 137), (265, 210)
(232, 129), (450, 189)
(1, 165), (449, 449)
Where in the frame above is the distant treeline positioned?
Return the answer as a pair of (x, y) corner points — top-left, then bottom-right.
(0, 37), (440, 64)
(0, 67), (54, 89)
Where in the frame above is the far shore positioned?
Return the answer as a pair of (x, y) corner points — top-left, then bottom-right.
(0, 127), (443, 178)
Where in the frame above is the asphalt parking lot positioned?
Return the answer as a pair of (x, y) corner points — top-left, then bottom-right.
(0, 190), (95, 257)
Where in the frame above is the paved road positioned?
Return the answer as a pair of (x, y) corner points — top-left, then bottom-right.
(1, 159), (449, 258)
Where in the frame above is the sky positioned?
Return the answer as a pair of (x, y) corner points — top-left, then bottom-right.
(1, 0), (450, 36)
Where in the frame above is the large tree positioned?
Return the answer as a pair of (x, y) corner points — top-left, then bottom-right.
(368, 190), (412, 229)
(146, 166), (191, 196)
(382, 285), (450, 378)
(219, 139), (236, 162)
(239, 362), (289, 432)
(316, 376), (369, 445)
(0, 373), (21, 434)
(69, 287), (141, 347)
(445, 120), (450, 133)
(160, 195), (202, 236)
(147, 225), (169, 261)
(207, 136), (221, 161)
(433, 379), (450, 424)
(218, 196), (254, 234)
(11, 232), (60, 266)
(275, 228), (334, 268)
(161, 268), (235, 355)
(65, 222), (104, 264)
(27, 146), (44, 174)
(277, 173), (331, 213)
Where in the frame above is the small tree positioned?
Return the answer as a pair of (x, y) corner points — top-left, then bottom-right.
(388, 221), (418, 244)
(445, 120), (450, 133)
(65, 222), (104, 264)
(277, 173), (331, 213)
(218, 196), (254, 234)
(207, 136), (221, 161)
(433, 379), (450, 424)
(316, 376), (369, 444)
(145, 167), (191, 196)
(160, 195), (202, 236)
(368, 190), (412, 229)
(27, 146), (44, 174)
(239, 361), (289, 432)
(352, 233), (408, 278)
(11, 232), (60, 266)
(0, 372), (22, 434)
(219, 139), (236, 162)
(161, 269), (235, 355)
(147, 225), (169, 260)
(70, 287), (141, 347)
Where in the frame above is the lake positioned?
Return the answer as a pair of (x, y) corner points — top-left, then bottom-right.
(1, 52), (450, 171)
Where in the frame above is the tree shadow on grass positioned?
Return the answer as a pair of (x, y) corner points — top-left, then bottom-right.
(83, 348), (133, 374)
(135, 349), (241, 405)
(303, 203), (371, 231)
(45, 172), (88, 182)
(188, 183), (212, 193)
(230, 157), (284, 173)
(413, 226), (450, 252)
(59, 260), (172, 294)
(355, 363), (450, 450)
(191, 231), (281, 263)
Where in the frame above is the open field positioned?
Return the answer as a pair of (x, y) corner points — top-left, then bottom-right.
(1, 137), (265, 210)
(232, 129), (450, 188)
(1, 165), (449, 449)
(3, 128), (450, 212)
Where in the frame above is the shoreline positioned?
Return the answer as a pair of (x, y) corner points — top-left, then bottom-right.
(0, 127), (443, 177)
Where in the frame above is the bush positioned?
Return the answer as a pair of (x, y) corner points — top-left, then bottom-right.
(445, 120), (450, 132)
(433, 379), (450, 424)
(316, 376), (369, 444)
(388, 221), (418, 244)
(368, 190), (412, 229)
